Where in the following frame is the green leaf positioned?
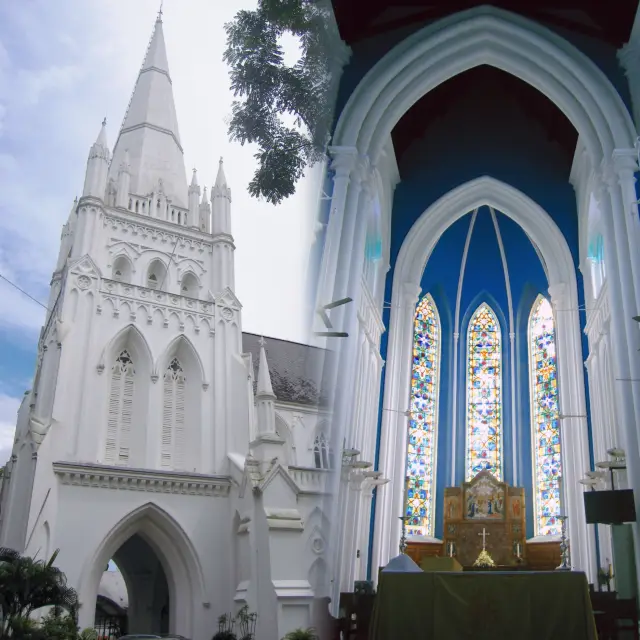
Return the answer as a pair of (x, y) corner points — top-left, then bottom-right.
(223, 0), (335, 205)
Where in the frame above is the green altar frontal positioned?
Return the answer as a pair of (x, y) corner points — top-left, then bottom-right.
(370, 571), (597, 640)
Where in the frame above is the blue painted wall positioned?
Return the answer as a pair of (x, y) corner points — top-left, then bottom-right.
(360, 51), (595, 574)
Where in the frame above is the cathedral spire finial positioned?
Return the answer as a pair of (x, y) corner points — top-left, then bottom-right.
(257, 337), (275, 398)
(157, 0), (163, 22)
(108, 0), (188, 208)
(102, 116), (107, 127)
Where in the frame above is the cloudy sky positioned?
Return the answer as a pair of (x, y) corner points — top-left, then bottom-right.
(0, 0), (323, 465)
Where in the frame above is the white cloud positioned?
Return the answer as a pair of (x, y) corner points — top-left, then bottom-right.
(0, 393), (20, 467)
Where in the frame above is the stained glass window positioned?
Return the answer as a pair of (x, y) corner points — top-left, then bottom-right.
(466, 303), (502, 480)
(405, 294), (440, 537)
(529, 295), (561, 536)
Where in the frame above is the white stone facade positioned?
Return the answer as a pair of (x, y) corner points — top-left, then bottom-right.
(0, 14), (330, 640)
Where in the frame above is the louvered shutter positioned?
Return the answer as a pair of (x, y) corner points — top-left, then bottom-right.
(106, 351), (135, 466)
(161, 358), (186, 470)
(174, 376), (186, 470)
(106, 370), (121, 464)
(119, 374), (133, 464)
(161, 373), (174, 468)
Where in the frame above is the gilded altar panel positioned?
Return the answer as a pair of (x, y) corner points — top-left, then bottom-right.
(443, 470), (526, 567)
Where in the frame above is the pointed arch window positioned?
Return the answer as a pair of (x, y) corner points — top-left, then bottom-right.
(405, 293), (441, 537)
(466, 303), (502, 480)
(313, 433), (333, 470)
(106, 350), (135, 465)
(529, 295), (561, 536)
(162, 357), (186, 470)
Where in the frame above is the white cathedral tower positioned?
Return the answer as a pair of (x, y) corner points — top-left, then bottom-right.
(0, 12), (330, 640)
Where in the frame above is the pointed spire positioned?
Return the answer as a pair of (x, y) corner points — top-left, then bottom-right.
(96, 118), (108, 148)
(108, 9), (187, 207)
(201, 186), (209, 205)
(214, 157), (227, 189)
(190, 168), (199, 188)
(257, 337), (275, 398)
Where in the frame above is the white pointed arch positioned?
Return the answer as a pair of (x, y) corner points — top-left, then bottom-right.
(375, 176), (592, 577)
(98, 325), (153, 466)
(155, 334), (206, 386)
(333, 6), (635, 165)
(155, 335), (205, 470)
(77, 502), (206, 635)
(275, 413), (296, 465)
(307, 419), (331, 451)
(180, 271), (200, 298)
(112, 254), (134, 283)
(98, 324), (154, 375)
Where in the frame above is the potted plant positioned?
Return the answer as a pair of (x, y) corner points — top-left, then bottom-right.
(212, 606), (257, 640)
(282, 629), (319, 640)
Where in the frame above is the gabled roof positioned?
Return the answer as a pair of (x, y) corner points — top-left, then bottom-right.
(243, 333), (330, 407)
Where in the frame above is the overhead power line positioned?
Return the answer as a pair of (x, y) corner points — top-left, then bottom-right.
(0, 273), (48, 310)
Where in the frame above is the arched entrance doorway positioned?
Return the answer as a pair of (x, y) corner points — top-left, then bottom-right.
(95, 535), (170, 637)
(79, 503), (204, 638)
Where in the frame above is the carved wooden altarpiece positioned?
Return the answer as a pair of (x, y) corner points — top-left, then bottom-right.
(443, 470), (526, 567)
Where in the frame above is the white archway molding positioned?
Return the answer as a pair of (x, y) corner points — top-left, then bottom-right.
(333, 6), (635, 164)
(154, 334), (207, 386)
(98, 323), (155, 375)
(373, 177), (594, 581)
(78, 502), (206, 635)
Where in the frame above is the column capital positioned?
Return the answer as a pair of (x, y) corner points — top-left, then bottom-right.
(328, 146), (360, 180)
(618, 40), (640, 74)
(611, 149), (638, 183)
(547, 282), (568, 307)
(400, 282), (422, 306)
(600, 151), (638, 190)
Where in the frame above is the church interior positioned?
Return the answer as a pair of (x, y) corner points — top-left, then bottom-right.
(315, 0), (640, 637)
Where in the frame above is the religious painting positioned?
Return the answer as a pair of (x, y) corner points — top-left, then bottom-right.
(463, 470), (505, 520)
(445, 496), (457, 520)
(511, 497), (522, 519)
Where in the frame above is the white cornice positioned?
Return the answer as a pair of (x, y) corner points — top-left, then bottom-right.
(104, 207), (213, 244)
(53, 461), (231, 497)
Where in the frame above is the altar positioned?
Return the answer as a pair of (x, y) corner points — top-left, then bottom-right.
(443, 470), (526, 567)
(369, 571), (598, 640)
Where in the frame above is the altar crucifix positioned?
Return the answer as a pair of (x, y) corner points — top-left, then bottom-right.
(478, 527), (489, 551)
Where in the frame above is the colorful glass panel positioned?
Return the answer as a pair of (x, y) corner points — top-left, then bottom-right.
(405, 294), (440, 536)
(466, 303), (502, 480)
(529, 296), (561, 536)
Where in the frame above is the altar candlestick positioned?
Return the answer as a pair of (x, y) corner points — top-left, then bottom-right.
(558, 475), (565, 517)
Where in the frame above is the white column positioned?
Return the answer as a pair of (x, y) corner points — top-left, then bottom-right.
(610, 152), (640, 313)
(450, 332), (460, 485)
(340, 472), (367, 591)
(600, 332), (618, 449)
(317, 147), (359, 306)
(592, 176), (640, 591)
(618, 41), (640, 133)
(548, 282), (595, 580)
(327, 171), (374, 609)
(372, 282), (421, 571)
(510, 331), (517, 484)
